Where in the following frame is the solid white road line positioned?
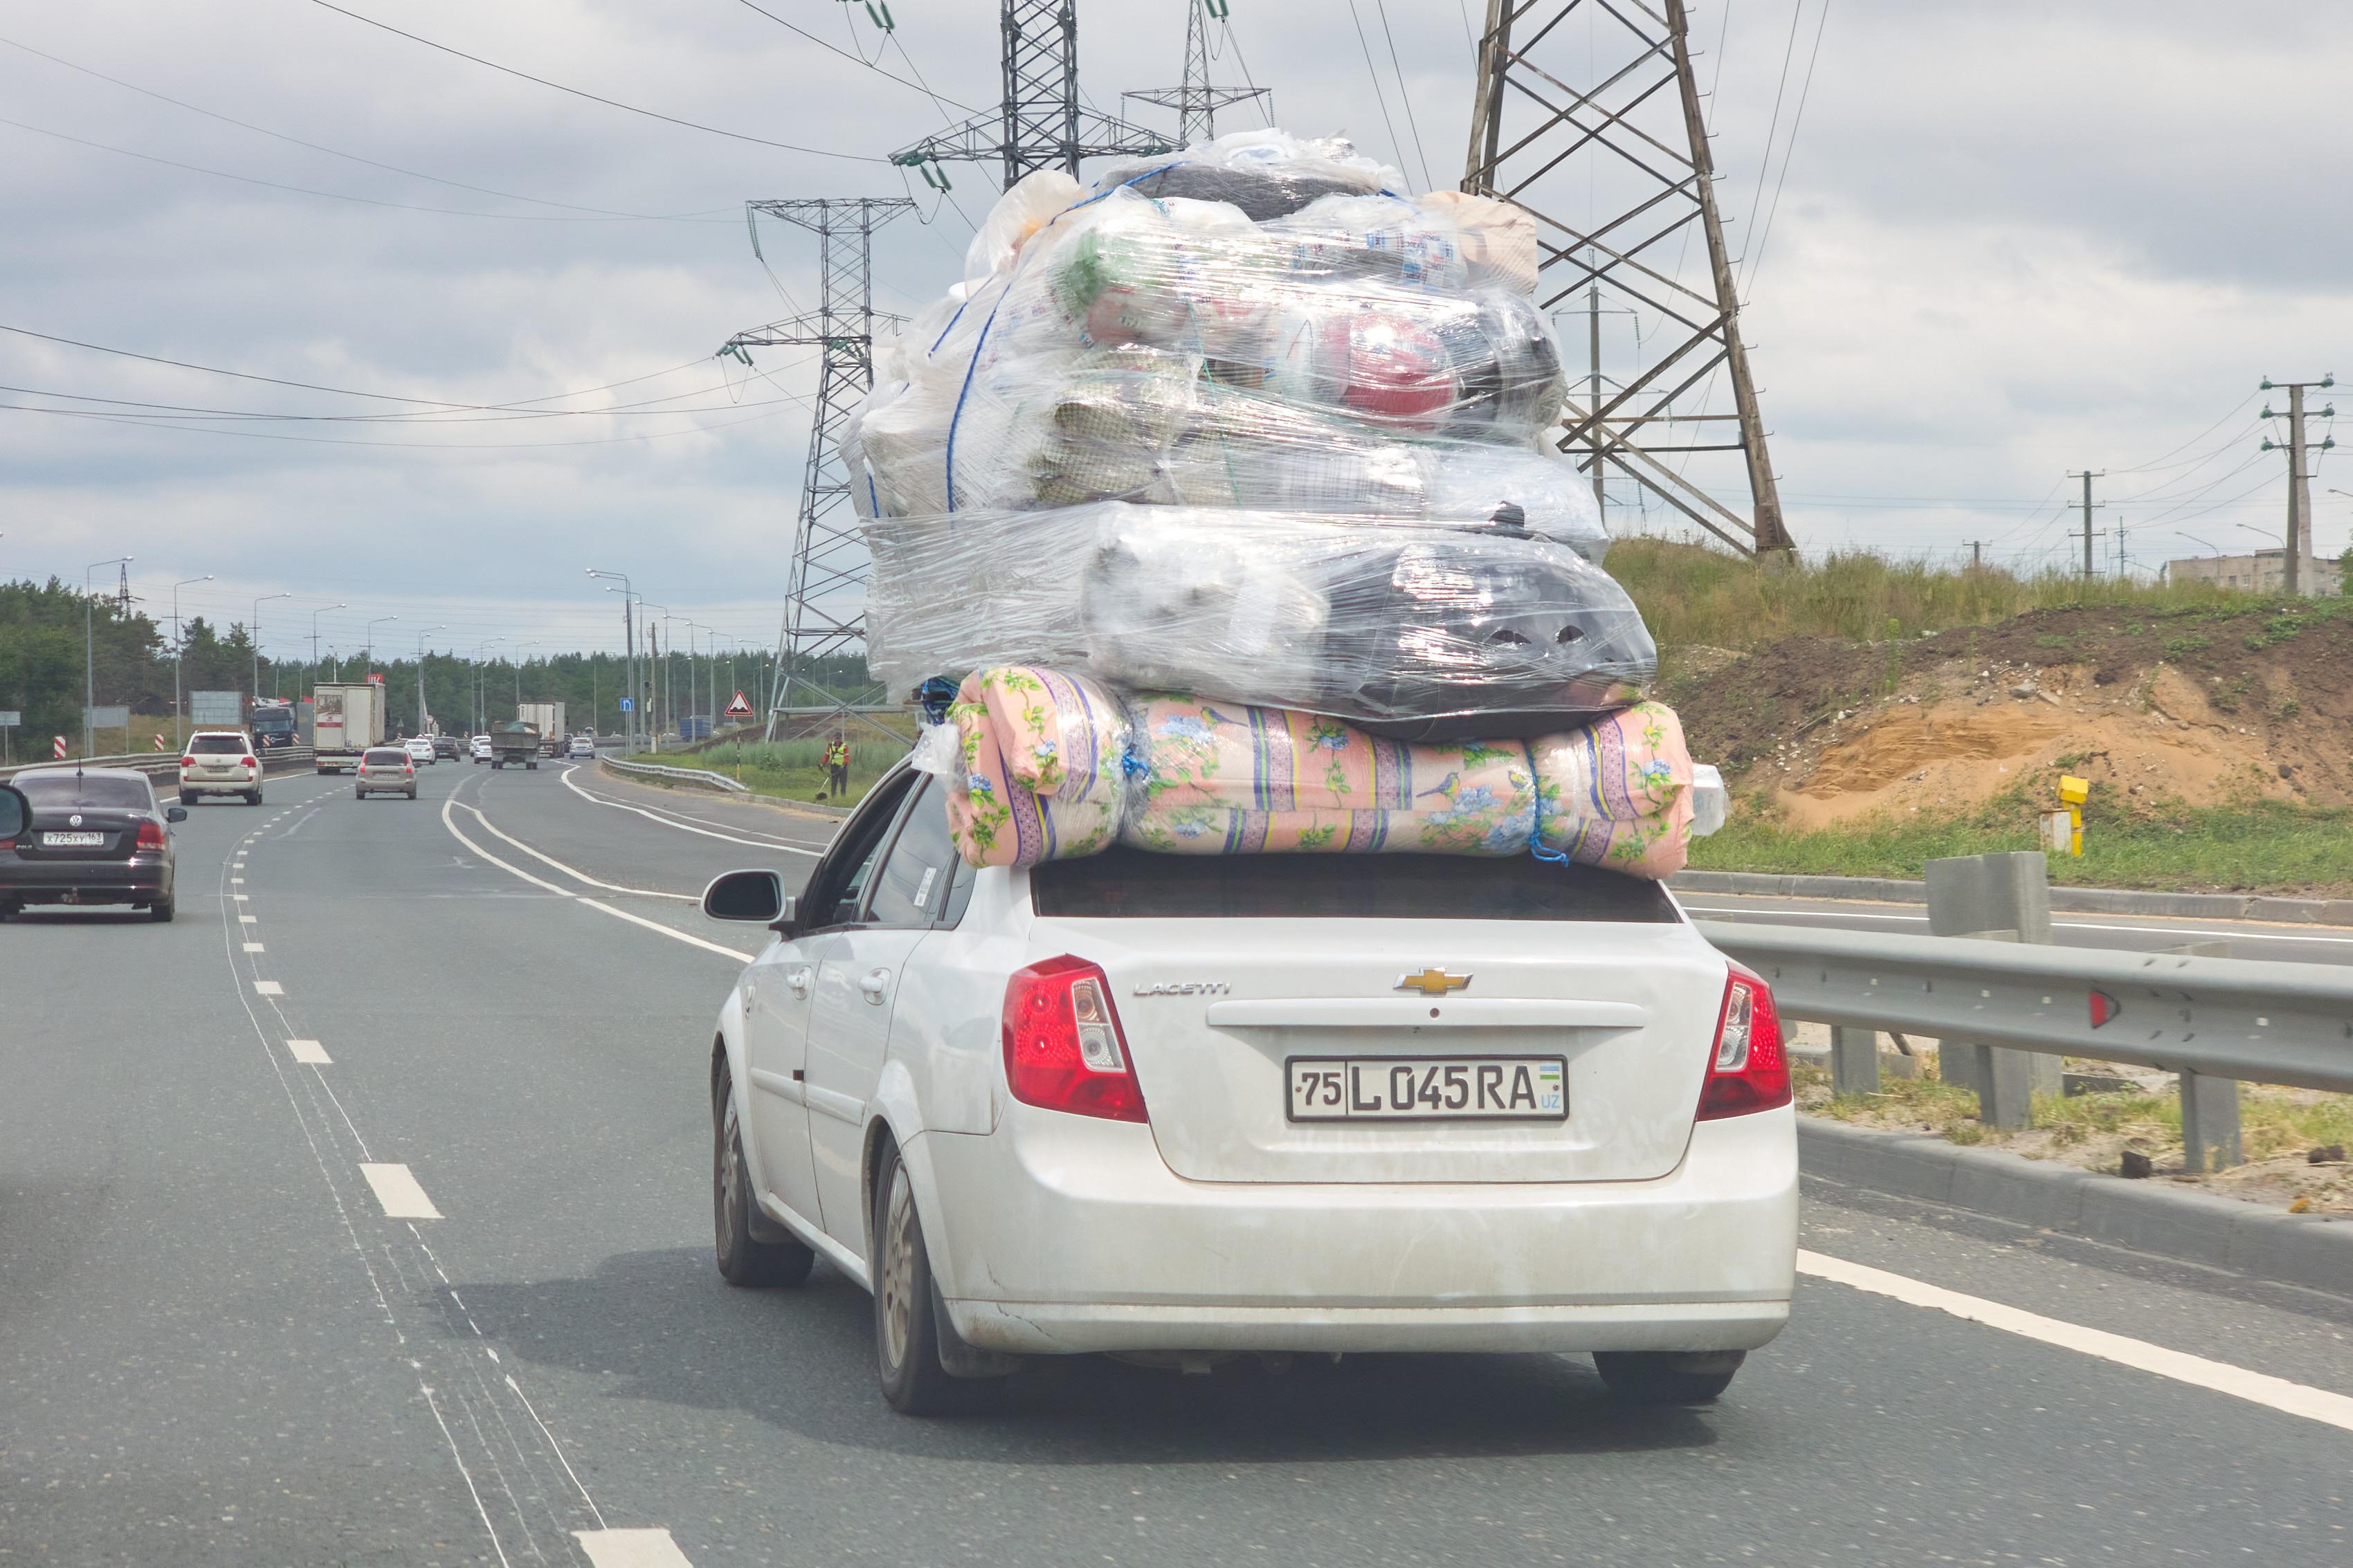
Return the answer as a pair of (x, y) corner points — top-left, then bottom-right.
(1799, 1249), (2353, 1435)
(558, 765), (822, 855)
(358, 1163), (443, 1221)
(439, 795), (756, 963)
(253, 980), (283, 996)
(287, 1039), (331, 1065)
(573, 1528), (696, 1567)
(453, 801), (695, 901)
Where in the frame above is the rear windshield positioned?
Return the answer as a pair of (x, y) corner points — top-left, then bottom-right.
(18, 774), (154, 810)
(1031, 848), (1680, 922)
(190, 734), (247, 754)
(363, 749), (408, 764)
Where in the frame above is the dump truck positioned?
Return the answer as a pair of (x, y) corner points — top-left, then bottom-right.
(489, 720), (541, 770)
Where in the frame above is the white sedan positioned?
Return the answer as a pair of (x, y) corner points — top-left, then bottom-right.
(403, 735), (437, 766)
(701, 761), (1797, 1414)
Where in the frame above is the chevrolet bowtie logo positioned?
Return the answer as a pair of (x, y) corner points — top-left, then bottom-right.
(1395, 968), (1471, 996)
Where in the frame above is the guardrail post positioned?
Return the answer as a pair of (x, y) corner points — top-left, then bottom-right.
(1830, 1025), (1879, 1095)
(1926, 853), (2060, 1127)
(2166, 940), (2243, 1172)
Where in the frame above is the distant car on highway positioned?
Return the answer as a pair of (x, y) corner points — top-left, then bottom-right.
(697, 760), (1797, 1414)
(179, 730), (263, 806)
(566, 734), (595, 759)
(0, 767), (186, 922)
(470, 735), (493, 764)
(403, 736), (437, 767)
(433, 733), (460, 760)
(355, 747), (417, 800)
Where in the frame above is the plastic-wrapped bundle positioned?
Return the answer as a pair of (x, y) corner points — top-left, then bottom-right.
(864, 504), (1654, 740)
(1093, 130), (1400, 221)
(945, 668), (1131, 868)
(938, 666), (1696, 879)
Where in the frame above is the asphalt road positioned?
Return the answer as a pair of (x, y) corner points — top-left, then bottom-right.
(6, 759), (2350, 1566)
(1678, 889), (2353, 966)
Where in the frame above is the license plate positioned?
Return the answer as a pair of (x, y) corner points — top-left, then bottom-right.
(42, 831), (105, 847)
(1287, 1056), (1568, 1122)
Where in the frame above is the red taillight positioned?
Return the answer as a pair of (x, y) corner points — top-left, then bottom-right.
(240, 756), (257, 768)
(135, 820), (167, 851)
(180, 756), (195, 769)
(1001, 956), (1148, 1123)
(1696, 960), (1790, 1120)
(404, 764), (415, 776)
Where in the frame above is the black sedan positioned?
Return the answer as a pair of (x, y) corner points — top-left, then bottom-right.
(0, 767), (185, 922)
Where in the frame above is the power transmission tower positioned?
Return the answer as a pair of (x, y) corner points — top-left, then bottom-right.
(718, 198), (915, 741)
(2069, 470), (2105, 581)
(1463, 0), (1793, 557)
(2260, 374), (2336, 596)
(893, 1), (1171, 190)
(115, 560), (133, 614)
(1124, 0), (1269, 148)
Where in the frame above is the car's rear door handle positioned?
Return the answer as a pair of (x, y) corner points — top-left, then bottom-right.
(785, 965), (814, 999)
(860, 967), (891, 1004)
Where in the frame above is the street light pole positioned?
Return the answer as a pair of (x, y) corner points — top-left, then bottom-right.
(172, 573), (213, 749)
(471, 637), (506, 733)
(588, 569), (636, 755)
(641, 601), (671, 747)
(252, 592), (293, 706)
(311, 603), (347, 692)
(414, 626), (446, 735)
(84, 556), (132, 758)
(363, 616), (399, 673)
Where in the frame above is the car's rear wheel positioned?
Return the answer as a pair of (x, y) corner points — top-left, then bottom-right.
(1592, 1350), (1744, 1405)
(179, 790), (197, 805)
(873, 1142), (977, 1416)
(246, 790), (263, 806)
(0, 900), (17, 922)
(149, 893), (174, 923)
(712, 1066), (813, 1288)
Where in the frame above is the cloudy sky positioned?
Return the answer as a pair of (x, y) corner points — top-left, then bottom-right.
(3, 0), (2343, 666)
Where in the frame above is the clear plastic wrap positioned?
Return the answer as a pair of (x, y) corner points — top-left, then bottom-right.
(865, 502), (1653, 740)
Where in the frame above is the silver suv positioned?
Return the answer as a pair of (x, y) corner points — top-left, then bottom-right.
(179, 731), (263, 806)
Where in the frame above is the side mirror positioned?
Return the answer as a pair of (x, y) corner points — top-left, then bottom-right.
(702, 868), (788, 929)
(0, 784), (26, 841)
(165, 805), (189, 823)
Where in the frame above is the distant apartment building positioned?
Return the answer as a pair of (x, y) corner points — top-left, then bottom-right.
(2165, 548), (2342, 596)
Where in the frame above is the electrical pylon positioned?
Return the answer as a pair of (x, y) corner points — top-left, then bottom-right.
(893, 0), (1171, 190)
(1124, 0), (1269, 148)
(718, 198), (914, 740)
(1464, 0), (1793, 556)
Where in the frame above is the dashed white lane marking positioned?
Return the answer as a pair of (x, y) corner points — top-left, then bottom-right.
(439, 795), (755, 963)
(453, 801), (695, 901)
(1799, 1250), (2353, 1434)
(253, 980), (283, 996)
(231, 893), (249, 902)
(574, 1528), (695, 1567)
(238, 914), (257, 924)
(359, 1163), (443, 1220)
(243, 942), (265, 953)
(230, 877), (244, 884)
(287, 1039), (331, 1064)
(558, 765), (822, 855)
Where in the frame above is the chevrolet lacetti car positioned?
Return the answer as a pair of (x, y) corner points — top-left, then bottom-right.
(404, 735), (437, 767)
(354, 747), (417, 800)
(178, 729), (263, 806)
(471, 734), (493, 763)
(0, 768), (185, 922)
(699, 760), (1797, 1415)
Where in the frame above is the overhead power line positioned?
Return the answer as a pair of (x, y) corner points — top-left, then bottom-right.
(727, 0), (979, 111)
(0, 114), (735, 223)
(303, 0), (886, 162)
(0, 34), (731, 223)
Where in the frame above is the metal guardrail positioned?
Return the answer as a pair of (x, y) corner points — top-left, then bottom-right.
(1698, 921), (2353, 1097)
(599, 757), (749, 794)
(1, 747), (316, 783)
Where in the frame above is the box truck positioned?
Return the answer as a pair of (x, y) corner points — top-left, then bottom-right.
(313, 682), (387, 773)
(516, 702), (567, 756)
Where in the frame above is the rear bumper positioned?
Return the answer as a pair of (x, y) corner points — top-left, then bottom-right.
(179, 774), (257, 796)
(3, 858), (170, 904)
(916, 1104), (1798, 1356)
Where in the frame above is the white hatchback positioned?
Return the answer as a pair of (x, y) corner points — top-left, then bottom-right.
(701, 763), (1797, 1414)
(179, 731), (263, 805)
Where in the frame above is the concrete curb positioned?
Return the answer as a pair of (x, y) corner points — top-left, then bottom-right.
(1800, 1118), (2353, 1298)
(1675, 869), (2353, 927)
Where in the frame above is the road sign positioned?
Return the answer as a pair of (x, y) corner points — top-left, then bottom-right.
(53, 736), (67, 759)
(619, 698), (634, 713)
(725, 691), (753, 719)
(85, 706), (129, 730)
(0, 711), (19, 727)
(190, 690), (245, 725)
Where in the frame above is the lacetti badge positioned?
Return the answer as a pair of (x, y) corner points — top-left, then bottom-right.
(1132, 981), (1230, 996)
(1396, 968), (1472, 996)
